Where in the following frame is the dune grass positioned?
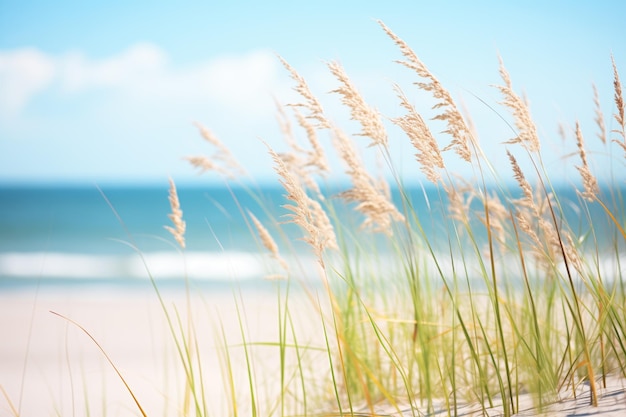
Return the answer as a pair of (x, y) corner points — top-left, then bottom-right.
(156, 21), (626, 416)
(13, 21), (624, 417)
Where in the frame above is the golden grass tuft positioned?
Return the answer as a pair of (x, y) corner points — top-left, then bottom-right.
(378, 19), (473, 163)
(186, 122), (245, 178)
(575, 121), (600, 202)
(495, 57), (541, 153)
(328, 61), (388, 147)
(333, 127), (405, 235)
(267, 144), (338, 259)
(165, 177), (186, 249)
(392, 84), (444, 184)
(248, 210), (289, 272)
(592, 83), (607, 145)
(278, 55), (331, 130)
(612, 56), (626, 157)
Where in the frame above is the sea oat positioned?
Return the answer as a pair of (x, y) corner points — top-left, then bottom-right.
(273, 102), (328, 196)
(185, 122), (245, 178)
(592, 83), (607, 145)
(268, 145), (337, 259)
(292, 107), (330, 174)
(495, 57), (541, 153)
(275, 98), (296, 146)
(333, 128), (405, 234)
(507, 151), (534, 207)
(277, 150), (323, 197)
(248, 211), (288, 271)
(481, 191), (510, 246)
(507, 152), (577, 267)
(392, 85), (444, 184)
(278, 56), (331, 129)
(184, 156), (229, 176)
(443, 182), (471, 225)
(574, 121), (599, 202)
(328, 61), (388, 147)
(165, 178), (186, 249)
(611, 56), (626, 155)
(378, 20), (472, 162)
(508, 152), (553, 258)
(515, 210), (542, 253)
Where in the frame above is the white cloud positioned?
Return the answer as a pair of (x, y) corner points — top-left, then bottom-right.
(0, 48), (55, 117)
(59, 43), (168, 92)
(0, 44), (289, 122)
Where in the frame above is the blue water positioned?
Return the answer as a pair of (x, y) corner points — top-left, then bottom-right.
(0, 183), (623, 289)
(0, 184), (299, 288)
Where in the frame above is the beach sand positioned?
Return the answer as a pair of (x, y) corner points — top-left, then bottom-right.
(2, 286), (626, 417)
(0, 285), (326, 416)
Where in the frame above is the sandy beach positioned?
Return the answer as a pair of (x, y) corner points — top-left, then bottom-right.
(3, 285), (626, 416)
(0, 285), (326, 416)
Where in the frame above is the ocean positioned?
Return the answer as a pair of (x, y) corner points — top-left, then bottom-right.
(0, 184), (298, 289)
(0, 182), (623, 290)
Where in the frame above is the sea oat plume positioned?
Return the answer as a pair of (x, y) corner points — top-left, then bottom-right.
(184, 156), (225, 175)
(574, 121), (599, 202)
(278, 55), (331, 129)
(267, 145), (338, 259)
(378, 20), (472, 162)
(592, 83), (607, 145)
(611, 55), (626, 155)
(507, 151), (534, 207)
(392, 85), (444, 184)
(165, 178), (186, 249)
(186, 122), (245, 178)
(248, 211), (289, 271)
(333, 128), (405, 234)
(328, 61), (388, 147)
(195, 121), (223, 148)
(292, 107), (330, 174)
(495, 57), (541, 153)
(274, 103), (328, 196)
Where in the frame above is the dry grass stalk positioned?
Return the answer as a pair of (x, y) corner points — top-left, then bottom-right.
(611, 56), (626, 155)
(184, 156), (230, 176)
(248, 211), (289, 272)
(278, 56), (331, 129)
(507, 151), (535, 208)
(328, 61), (388, 147)
(495, 57), (541, 153)
(292, 107), (330, 174)
(574, 121), (599, 202)
(165, 178), (186, 249)
(392, 85), (444, 184)
(274, 103), (329, 197)
(443, 182), (471, 225)
(275, 97), (295, 144)
(277, 151), (323, 197)
(508, 152), (553, 257)
(592, 83), (607, 145)
(378, 20), (472, 163)
(508, 152), (580, 267)
(333, 128), (405, 235)
(268, 145), (338, 259)
(186, 122), (245, 178)
(481, 191), (510, 246)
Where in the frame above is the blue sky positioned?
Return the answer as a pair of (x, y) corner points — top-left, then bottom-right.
(1, 1), (624, 185)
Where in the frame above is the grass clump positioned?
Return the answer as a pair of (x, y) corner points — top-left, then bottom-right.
(162, 21), (626, 416)
(48, 21), (624, 417)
